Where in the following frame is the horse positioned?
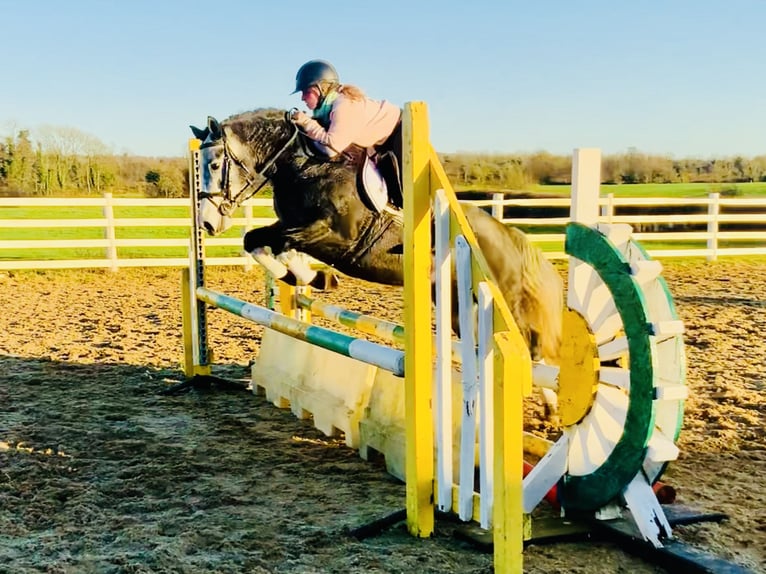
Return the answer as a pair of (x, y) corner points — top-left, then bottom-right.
(190, 108), (563, 363)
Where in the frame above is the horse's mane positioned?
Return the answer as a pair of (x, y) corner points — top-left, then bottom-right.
(219, 107), (361, 196)
(222, 108), (291, 148)
(224, 107), (284, 123)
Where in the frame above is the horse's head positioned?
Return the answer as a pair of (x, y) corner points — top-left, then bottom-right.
(190, 110), (298, 235)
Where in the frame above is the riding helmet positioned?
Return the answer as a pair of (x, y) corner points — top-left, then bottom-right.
(292, 60), (339, 94)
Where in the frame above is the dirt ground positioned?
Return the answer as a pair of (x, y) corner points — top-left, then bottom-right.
(0, 259), (764, 574)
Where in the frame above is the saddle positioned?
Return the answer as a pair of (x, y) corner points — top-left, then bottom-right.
(368, 150), (403, 210)
(297, 131), (403, 213)
(359, 152), (403, 213)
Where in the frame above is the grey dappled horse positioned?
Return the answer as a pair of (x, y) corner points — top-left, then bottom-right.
(190, 109), (563, 363)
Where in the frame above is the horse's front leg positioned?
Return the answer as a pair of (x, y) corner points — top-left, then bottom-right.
(244, 222), (290, 276)
(243, 223), (336, 290)
(244, 221), (289, 255)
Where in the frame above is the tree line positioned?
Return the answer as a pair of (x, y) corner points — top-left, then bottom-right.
(441, 148), (766, 189)
(0, 128), (187, 197)
(2, 127), (765, 197)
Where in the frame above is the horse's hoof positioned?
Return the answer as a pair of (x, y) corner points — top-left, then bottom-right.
(310, 270), (340, 291)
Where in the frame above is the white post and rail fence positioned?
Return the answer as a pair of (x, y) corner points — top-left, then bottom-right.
(0, 191), (764, 271)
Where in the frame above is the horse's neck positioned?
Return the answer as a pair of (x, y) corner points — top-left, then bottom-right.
(272, 160), (304, 189)
(271, 149), (354, 210)
(271, 152), (316, 198)
(270, 139), (365, 204)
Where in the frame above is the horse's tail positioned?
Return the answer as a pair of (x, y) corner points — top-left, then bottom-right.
(514, 229), (564, 363)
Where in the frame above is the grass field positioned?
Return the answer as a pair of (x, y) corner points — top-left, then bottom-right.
(0, 204), (276, 261)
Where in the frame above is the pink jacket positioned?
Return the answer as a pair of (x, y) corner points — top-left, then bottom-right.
(301, 92), (401, 157)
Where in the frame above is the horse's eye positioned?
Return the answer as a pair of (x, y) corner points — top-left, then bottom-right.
(210, 162), (220, 170)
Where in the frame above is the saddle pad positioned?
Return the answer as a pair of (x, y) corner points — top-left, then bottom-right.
(361, 156), (389, 213)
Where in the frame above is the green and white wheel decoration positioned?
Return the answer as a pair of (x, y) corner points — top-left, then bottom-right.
(524, 222), (687, 514)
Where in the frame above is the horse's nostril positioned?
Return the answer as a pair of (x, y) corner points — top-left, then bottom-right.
(203, 222), (215, 235)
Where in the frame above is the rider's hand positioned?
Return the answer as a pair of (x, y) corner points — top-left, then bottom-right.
(291, 110), (310, 127)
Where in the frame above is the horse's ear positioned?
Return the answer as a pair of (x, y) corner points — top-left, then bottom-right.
(207, 116), (222, 139)
(190, 125), (209, 141)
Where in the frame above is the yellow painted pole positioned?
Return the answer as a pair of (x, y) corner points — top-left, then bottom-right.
(402, 101), (435, 537)
(181, 267), (196, 377)
(179, 266), (211, 377)
(492, 332), (527, 573)
(278, 281), (311, 322)
(279, 281), (296, 318)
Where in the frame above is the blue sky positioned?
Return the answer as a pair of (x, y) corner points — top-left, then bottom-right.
(2, 0), (764, 158)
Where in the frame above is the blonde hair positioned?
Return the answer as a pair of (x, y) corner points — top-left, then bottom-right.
(338, 84), (365, 102)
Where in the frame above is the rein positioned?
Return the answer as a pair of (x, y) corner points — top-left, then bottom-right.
(202, 118), (299, 216)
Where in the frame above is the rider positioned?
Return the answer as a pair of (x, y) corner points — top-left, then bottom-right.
(290, 59), (403, 206)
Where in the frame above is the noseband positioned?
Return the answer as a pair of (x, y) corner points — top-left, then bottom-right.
(200, 116), (299, 216)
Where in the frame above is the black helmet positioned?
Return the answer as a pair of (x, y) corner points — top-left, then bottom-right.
(292, 59), (339, 94)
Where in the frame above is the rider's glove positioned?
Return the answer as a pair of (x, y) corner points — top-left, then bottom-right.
(291, 110), (311, 128)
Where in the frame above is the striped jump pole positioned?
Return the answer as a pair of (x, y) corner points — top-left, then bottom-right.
(197, 287), (405, 377)
(294, 293), (405, 345)
(292, 291), (472, 363)
(293, 290), (557, 385)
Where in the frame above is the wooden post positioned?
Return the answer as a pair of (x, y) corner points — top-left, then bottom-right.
(103, 192), (118, 272)
(277, 281), (311, 323)
(707, 192), (720, 262)
(603, 192), (615, 223)
(570, 148), (602, 226)
(402, 101), (435, 537)
(569, 148), (602, 314)
(492, 332), (526, 573)
(492, 191), (504, 221)
(279, 281), (296, 318)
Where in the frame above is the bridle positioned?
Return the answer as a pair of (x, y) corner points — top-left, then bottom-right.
(199, 116), (299, 216)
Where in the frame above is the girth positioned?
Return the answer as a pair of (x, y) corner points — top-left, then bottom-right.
(340, 209), (399, 267)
